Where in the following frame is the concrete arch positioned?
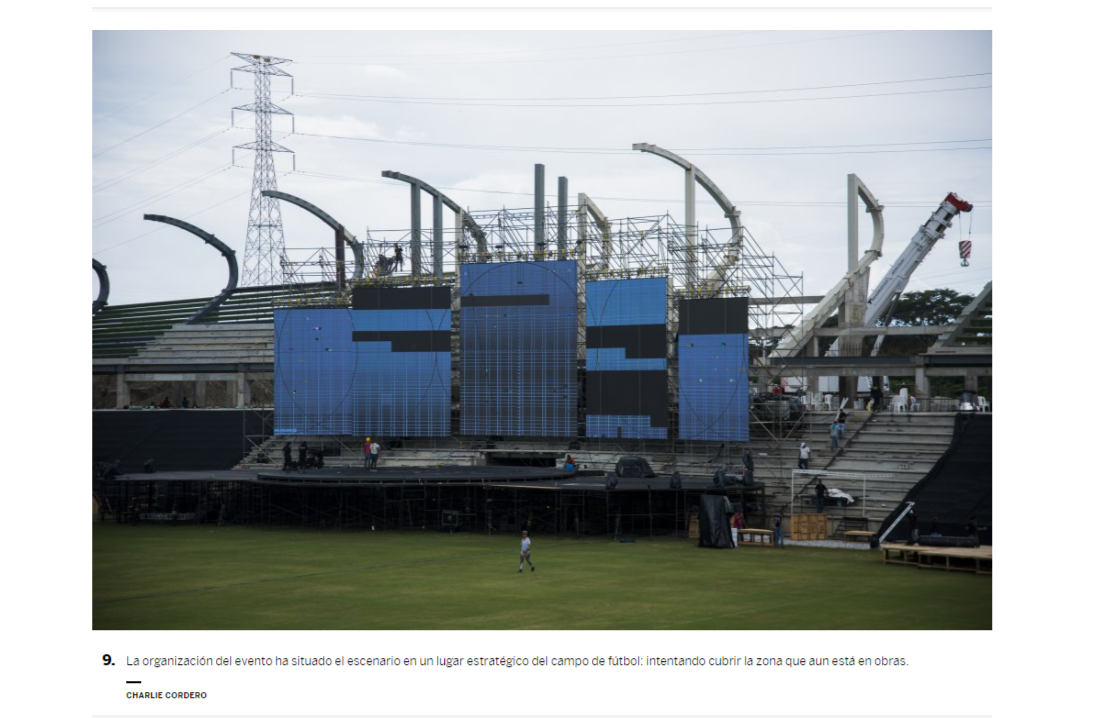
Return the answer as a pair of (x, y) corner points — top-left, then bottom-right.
(143, 214), (238, 324)
(93, 259), (110, 314)
(382, 170), (488, 276)
(633, 143), (743, 293)
(261, 189), (364, 287)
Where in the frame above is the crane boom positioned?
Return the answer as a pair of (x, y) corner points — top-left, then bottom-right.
(864, 192), (973, 356)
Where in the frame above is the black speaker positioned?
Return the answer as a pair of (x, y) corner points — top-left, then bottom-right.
(669, 472), (682, 490)
(143, 459), (156, 474)
(606, 475), (620, 490)
(615, 456), (655, 478)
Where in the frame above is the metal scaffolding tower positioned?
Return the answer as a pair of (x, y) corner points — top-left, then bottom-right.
(232, 52), (295, 287)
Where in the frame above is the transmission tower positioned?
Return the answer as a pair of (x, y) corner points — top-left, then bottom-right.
(232, 53), (295, 287)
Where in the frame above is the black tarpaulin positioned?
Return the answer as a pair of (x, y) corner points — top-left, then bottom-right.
(698, 494), (734, 548)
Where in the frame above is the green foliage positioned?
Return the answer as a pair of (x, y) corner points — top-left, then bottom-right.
(93, 525), (991, 630)
(874, 288), (974, 357)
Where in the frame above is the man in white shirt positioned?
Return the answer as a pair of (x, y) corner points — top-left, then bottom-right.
(369, 440), (382, 469)
(518, 530), (535, 573)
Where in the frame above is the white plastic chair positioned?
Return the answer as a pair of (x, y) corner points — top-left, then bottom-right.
(823, 394), (835, 411)
(977, 395), (991, 412)
(892, 387), (908, 412)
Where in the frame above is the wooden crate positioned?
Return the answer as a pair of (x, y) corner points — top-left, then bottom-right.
(790, 513), (827, 541)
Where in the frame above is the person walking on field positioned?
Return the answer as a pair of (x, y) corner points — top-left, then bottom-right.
(798, 442), (810, 470)
(518, 530), (535, 572)
(369, 439), (382, 469)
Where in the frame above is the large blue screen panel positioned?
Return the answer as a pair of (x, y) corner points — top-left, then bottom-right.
(274, 308), (356, 435)
(678, 298), (750, 441)
(460, 261), (578, 437)
(585, 278), (668, 439)
(350, 286), (451, 437)
(273, 286), (452, 437)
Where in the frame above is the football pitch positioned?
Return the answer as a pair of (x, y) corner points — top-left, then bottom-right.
(92, 524), (991, 630)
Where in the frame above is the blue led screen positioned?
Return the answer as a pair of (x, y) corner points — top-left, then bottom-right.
(460, 261), (578, 437)
(274, 308), (356, 436)
(585, 278), (668, 439)
(677, 297), (750, 441)
(274, 286), (451, 436)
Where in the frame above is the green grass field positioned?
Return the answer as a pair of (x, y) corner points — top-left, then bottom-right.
(93, 524), (991, 630)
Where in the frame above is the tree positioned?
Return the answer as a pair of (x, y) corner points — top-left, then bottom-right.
(873, 288), (974, 357)
(873, 288), (978, 398)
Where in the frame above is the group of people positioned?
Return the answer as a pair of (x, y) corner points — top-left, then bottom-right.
(282, 441), (325, 472)
(362, 438), (382, 469)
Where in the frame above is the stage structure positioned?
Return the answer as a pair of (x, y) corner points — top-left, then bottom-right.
(261, 149), (812, 444)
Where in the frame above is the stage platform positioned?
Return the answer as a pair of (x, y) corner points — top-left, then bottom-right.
(880, 543), (992, 575)
(99, 465), (766, 535)
(117, 466), (605, 487)
(114, 465), (753, 492)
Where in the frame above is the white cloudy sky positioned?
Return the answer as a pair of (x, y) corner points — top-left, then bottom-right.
(92, 30), (991, 306)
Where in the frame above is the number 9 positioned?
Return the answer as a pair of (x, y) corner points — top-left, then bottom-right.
(103, 654), (112, 666)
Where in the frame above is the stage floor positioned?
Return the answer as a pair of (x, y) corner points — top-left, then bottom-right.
(880, 543), (992, 574)
(112, 465), (758, 492)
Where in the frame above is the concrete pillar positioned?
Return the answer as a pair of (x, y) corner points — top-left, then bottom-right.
(115, 373), (131, 409)
(847, 174), (860, 273)
(534, 164), (545, 252)
(195, 380), (207, 408)
(557, 176), (568, 253)
(334, 228), (346, 290)
(964, 374), (979, 392)
(433, 195), (444, 277)
(227, 380), (238, 407)
(409, 183), (422, 276)
(913, 366), (930, 398)
(685, 168), (696, 290)
(237, 373), (252, 408)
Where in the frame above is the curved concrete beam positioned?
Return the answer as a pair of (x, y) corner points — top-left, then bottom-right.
(633, 143), (742, 292)
(143, 214), (238, 324)
(261, 189), (364, 283)
(848, 173), (885, 267)
(93, 259), (110, 314)
(383, 170), (488, 265)
(577, 192), (612, 272)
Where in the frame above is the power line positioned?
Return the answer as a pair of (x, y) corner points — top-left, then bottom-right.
(93, 126), (234, 194)
(94, 170), (294, 256)
(297, 30), (895, 67)
(298, 72), (991, 103)
(92, 89), (233, 159)
(294, 31), (754, 60)
(292, 83), (990, 109)
(93, 54), (231, 124)
(92, 163), (233, 228)
(291, 169), (991, 208)
(292, 131), (990, 156)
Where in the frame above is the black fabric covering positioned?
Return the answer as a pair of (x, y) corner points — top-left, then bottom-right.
(879, 414), (992, 545)
(93, 410), (268, 473)
(615, 456), (656, 478)
(698, 494), (734, 548)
